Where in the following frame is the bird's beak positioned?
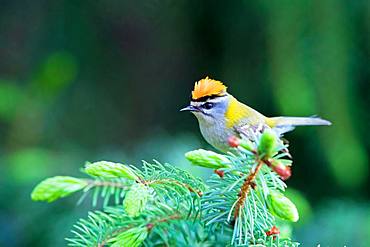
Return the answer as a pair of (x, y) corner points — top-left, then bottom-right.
(180, 105), (200, 112)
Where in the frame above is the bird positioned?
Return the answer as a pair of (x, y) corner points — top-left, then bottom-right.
(181, 77), (331, 152)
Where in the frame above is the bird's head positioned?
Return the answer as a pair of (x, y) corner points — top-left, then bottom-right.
(181, 77), (230, 125)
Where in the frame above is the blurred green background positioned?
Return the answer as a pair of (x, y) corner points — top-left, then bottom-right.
(0, 1), (369, 246)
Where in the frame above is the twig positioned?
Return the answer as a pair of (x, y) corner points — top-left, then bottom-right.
(146, 178), (203, 197)
(87, 180), (130, 190)
(234, 161), (264, 219)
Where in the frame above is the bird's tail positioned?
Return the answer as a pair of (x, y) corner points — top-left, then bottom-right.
(267, 116), (332, 128)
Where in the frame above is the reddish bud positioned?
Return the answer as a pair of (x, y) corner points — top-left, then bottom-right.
(273, 164), (291, 180)
(214, 169), (225, 178)
(146, 223), (154, 231)
(266, 226), (280, 236)
(228, 136), (240, 148)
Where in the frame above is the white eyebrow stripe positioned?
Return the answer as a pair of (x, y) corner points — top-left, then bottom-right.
(206, 98), (224, 104)
(191, 102), (203, 107)
(204, 96), (228, 105)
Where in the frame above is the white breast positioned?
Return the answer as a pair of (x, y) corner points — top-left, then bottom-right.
(197, 118), (235, 152)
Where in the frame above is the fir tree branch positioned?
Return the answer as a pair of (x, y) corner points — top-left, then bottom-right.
(97, 224), (136, 247)
(32, 129), (302, 247)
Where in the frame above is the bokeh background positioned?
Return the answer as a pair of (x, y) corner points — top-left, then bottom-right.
(0, 1), (369, 246)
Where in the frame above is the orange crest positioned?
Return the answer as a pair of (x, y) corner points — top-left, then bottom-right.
(192, 77), (227, 100)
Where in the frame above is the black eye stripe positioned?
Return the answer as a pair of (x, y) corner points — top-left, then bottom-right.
(191, 94), (227, 102)
(202, 102), (214, 110)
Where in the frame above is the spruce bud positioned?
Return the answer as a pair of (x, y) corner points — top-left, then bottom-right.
(85, 161), (139, 181)
(228, 136), (240, 147)
(31, 176), (88, 202)
(258, 129), (277, 158)
(266, 226), (280, 236)
(273, 163), (291, 180)
(123, 183), (149, 217)
(185, 149), (231, 169)
(267, 191), (299, 222)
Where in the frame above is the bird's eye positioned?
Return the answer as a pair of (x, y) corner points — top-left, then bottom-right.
(203, 102), (214, 110)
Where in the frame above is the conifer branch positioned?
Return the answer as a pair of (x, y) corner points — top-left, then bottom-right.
(32, 129), (302, 246)
(96, 212), (183, 247)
